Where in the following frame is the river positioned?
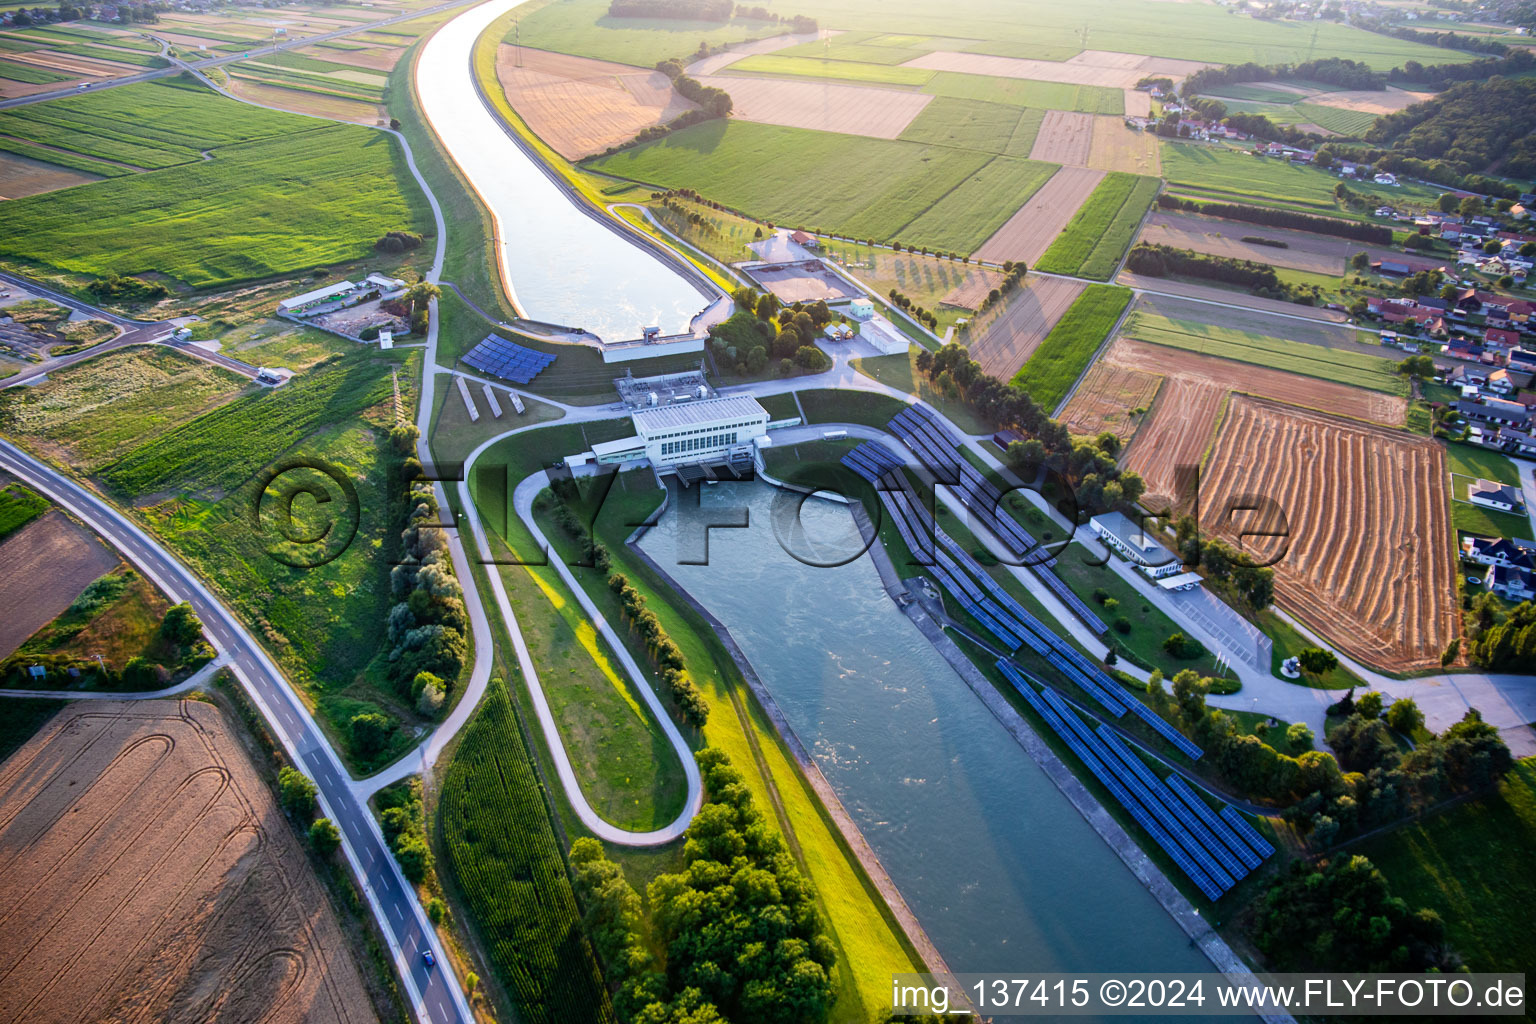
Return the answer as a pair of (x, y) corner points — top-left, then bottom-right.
(414, 0), (710, 341)
(640, 482), (1214, 977)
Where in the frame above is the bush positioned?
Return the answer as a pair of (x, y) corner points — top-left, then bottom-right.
(278, 765), (316, 816)
(1162, 632), (1204, 660)
(309, 817), (341, 855)
(1114, 617), (1131, 635)
(160, 602), (203, 647)
(350, 712), (393, 756)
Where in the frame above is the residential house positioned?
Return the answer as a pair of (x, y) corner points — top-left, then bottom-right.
(1457, 398), (1529, 427)
(1486, 327), (1522, 355)
(1492, 564), (1536, 602)
(1501, 429), (1536, 458)
(1507, 349), (1536, 388)
(1469, 478), (1522, 512)
(1462, 535), (1536, 570)
(1486, 368), (1516, 395)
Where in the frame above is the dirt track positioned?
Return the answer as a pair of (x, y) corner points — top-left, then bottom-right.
(695, 74), (932, 139)
(963, 275), (1085, 380)
(973, 165), (1105, 263)
(0, 511), (119, 658)
(497, 45), (696, 160)
(1107, 337), (1406, 509)
(1199, 395), (1458, 672)
(0, 701), (377, 1024)
(1029, 110), (1093, 165)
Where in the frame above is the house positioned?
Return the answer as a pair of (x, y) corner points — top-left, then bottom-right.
(1492, 564), (1536, 601)
(1441, 223), (1463, 241)
(1377, 260), (1412, 276)
(1455, 288), (1484, 314)
(1375, 205), (1395, 218)
(1088, 511), (1184, 579)
(789, 230), (817, 248)
(1486, 368), (1516, 395)
(1501, 429), (1536, 458)
(846, 296), (874, 320)
(1459, 398), (1530, 427)
(1462, 535), (1536, 570)
(1469, 478), (1522, 512)
(1486, 327), (1522, 354)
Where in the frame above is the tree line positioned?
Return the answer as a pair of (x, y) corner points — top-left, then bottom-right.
(569, 748), (837, 1024)
(1389, 46), (1536, 89)
(1169, 516), (1275, 612)
(608, 0), (732, 20)
(1183, 57), (1386, 96)
(1467, 597), (1536, 671)
(1126, 242), (1282, 292)
(1154, 194), (1393, 244)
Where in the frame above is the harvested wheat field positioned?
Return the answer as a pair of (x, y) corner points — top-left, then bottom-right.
(1200, 395), (1457, 671)
(903, 49), (1210, 89)
(226, 77), (384, 124)
(497, 45), (696, 160)
(1087, 115), (1160, 175)
(0, 511), (119, 658)
(1059, 359), (1162, 441)
(1308, 86), (1433, 115)
(973, 165), (1105, 264)
(938, 266), (1004, 310)
(0, 701), (377, 1024)
(1136, 211), (1446, 276)
(696, 74), (932, 138)
(0, 150), (102, 198)
(963, 275), (1085, 379)
(1029, 110), (1094, 165)
(1108, 337), (1406, 509)
(1123, 89), (1152, 118)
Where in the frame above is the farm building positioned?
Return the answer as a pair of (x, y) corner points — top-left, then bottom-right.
(278, 281), (359, 314)
(789, 230), (818, 248)
(1088, 511), (1189, 583)
(1469, 478), (1522, 512)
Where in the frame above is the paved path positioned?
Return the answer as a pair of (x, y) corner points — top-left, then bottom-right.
(0, 653), (229, 700)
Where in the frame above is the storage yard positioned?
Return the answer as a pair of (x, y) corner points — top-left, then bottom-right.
(1198, 395), (1458, 672)
(0, 701), (377, 1024)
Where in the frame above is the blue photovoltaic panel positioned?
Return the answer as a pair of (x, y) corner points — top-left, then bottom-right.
(463, 335), (556, 384)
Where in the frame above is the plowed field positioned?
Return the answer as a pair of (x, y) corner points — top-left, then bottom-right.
(973, 165), (1104, 263)
(963, 275), (1085, 379)
(0, 701), (376, 1024)
(1199, 395), (1457, 672)
(1059, 359), (1163, 441)
(1106, 337), (1406, 508)
(1029, 110), (1093, 165)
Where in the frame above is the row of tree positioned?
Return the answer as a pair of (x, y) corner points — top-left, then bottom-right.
(605, 570), (709, 725)
(656, 59), (733, 117)
(1003, 430), (1147, 517)
(1183, 57), (1386, 95)
(1467, 597), (1536, 670)
(570, 748), (836, 1024)
(1154, 194), (1393, 244)
(609, 0), (732, 20)
(1390, 46), (1536, 89)
(1125, 242), (1286, 293)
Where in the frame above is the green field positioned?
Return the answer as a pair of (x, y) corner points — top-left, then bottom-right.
(7, 568), (180, 684)
(0, 482), (48, 541)
(898, 96), (1043, 156)
(775, 29), (937, 65)
(1360, 758), (1536, 975)
(922, 71), (1123, 115)
(587, 119), (992, 244)
(0, 80), (429, 287)
(514, 0), (782, 67)
(897, 155), (1057, 254)
(1034, 172), (1160, 279)
(1160, 141), (1443, 214)
(1444, 443), (1521, 488)
(730, 52), (935, 86)
(1121, 312), (1410, 396)
(438, 677), (616, 1024)
(1292, 102), (1379, 137)
(0, 57), (69, 83)
(1012, 284), (1131, 411)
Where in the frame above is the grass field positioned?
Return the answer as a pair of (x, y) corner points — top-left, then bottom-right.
(1292, 102), (1378, 136)
(898, 96), (1044, 157)
(1011, 283), (1131, 411)
(1360, 758), (1536, 975)
(922, 71), (1123, 115)
(1160, 141), (1443, 215)
(0, 80), (429, 288)
(797, 388), (912, 431)
(1034, 172), (1159, 279)
(0, 137), (129, 177)
(9, 568), (177, 681)
(0, 482), (48, 542)
(1122, 312), (1410, 396)
(895, 156), (1057, 255)
(0, 58), (70, 83)
(729, 52), (935, 86)
(1444, 443), (1521, 488)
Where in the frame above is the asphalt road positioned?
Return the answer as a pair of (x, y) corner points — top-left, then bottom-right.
(0, 437), (473, 1024)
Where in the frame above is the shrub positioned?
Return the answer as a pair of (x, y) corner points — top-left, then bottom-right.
(309, 817), (341, 855)
(350, 712), (393, 756)
(278, 765), (316, 816)
(1162, 632), (1204, 660)
(160, 601), (203, 647)
(1114, 617), (1131, 635)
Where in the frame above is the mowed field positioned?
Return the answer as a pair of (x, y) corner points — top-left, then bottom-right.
(901, 49), (1212, 89)
(1059, 359), (1161, 441)
(1086, 116), (1159, 175)
(962, 274), (1085, 379)
(1029, 110), (1093, 165)
(0, 511), (119, 658)
(0, 149), (101, 198)
(0, 701), (377, 1023)
(697, 72), (933, 139)
(498, 45), (697, 159)
(1105, 337), (1406, 508)
(1137, 210), (1430, 276)
(1200, 395), (1457, 671)
(973, 165), (1104, 264)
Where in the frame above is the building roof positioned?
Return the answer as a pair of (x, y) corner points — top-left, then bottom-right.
(279, 280), (358, 309)
(1472, 478), (1520, 505)
(1090, 511), (1177, 566)
(591, 435), (644, 456)
(631, 394), (768, 434)
(1155, 571), (1205, 590)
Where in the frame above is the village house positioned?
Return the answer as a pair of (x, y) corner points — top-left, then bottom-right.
(1462, 536), (1536, 570)
(1492, 564), (1536, 602)
(1469, 478), (1523, 512)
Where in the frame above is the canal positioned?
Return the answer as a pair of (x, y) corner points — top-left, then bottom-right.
(640, 481), (1215, 976)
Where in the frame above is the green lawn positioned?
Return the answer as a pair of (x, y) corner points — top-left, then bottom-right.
(850, 349), (992, 435)
(0, 482), (49, 541)
(1359, 757), (1536, 976)
(1451, 476), (1532, 540)
(1035, 173), (1159, 279)
(922, 71), (1123, 115)
(1258, 609), (1366, 690)
(898, 97), (1044, 156)
(1121, 312), (1410, 396)
(1012, 283), (1131, 412)
(0, 80), (430, 288)
(1444, 443), (1521, 487)
(730, 53), (935, 86)
(586, 119), (992, 245)
(1160, 141), (1443, 215)
(796, 387), (912, 431)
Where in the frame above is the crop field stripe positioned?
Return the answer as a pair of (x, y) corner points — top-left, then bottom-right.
(49, 44), (169, 69)
(0, 137), (128, 177)
(0, 58), (72, 83)
(716, 53), (935, 87)
(1034, 171), (1159, 279)
(1011, 283), (1132, 411)
(890, 155), (1059, 254)
(921, 71), (1124, 115)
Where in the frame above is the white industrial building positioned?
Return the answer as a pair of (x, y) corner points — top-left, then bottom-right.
(572, 393), (770, 469)
(1089, 511), (1202, 590)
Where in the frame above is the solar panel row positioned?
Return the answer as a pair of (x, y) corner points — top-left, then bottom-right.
(462, 334), (557, 385)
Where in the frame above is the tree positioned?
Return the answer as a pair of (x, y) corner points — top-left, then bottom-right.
(1498, 274), (1515, 290)
(159, 602), (203, 647)
(121, 656), (159, 689)
(1397, 354), (1434, 378)
(1355, 690), (1384, 720)
(414, 671), (446, 716)
(1170, 669), (1208, 726)
(1286, 721), (1314, 751)
(1459, 195), (1484, 218)
(1385, 697), (1424, 737)
(350, 712), (393, 756)
(1296, 646), (1339, 677)
(1437, 192), (1459, 213)
(1350, 250), (1370, 270)
(1484, 238), (1504, 255)
(394, 832), (431, 883)
(310, 817), (341, 855)
(278, 765), (317, 816)
(406, 280), (440, 313)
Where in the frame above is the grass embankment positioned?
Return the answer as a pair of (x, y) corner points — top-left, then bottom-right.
(5, 569), (178, 686)
(1035, 172), (1160, 279)
(0, 79), (431, 288)
(0, 482), (48, 541)
(1123, 312), (1410, 396)
(1359, 757), (1536, 977)
(796, 388), (912, 432)
(1012, 283), (1132, 411)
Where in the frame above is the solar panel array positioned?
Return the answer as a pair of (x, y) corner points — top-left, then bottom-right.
(996, 660), (1271, 900)
(886, 407), (1108, 636)
(839, 440), (1201, 760)
(462, 334), (557, 384)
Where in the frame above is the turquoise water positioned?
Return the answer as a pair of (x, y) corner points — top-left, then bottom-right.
(640, 481), (1214, 975)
